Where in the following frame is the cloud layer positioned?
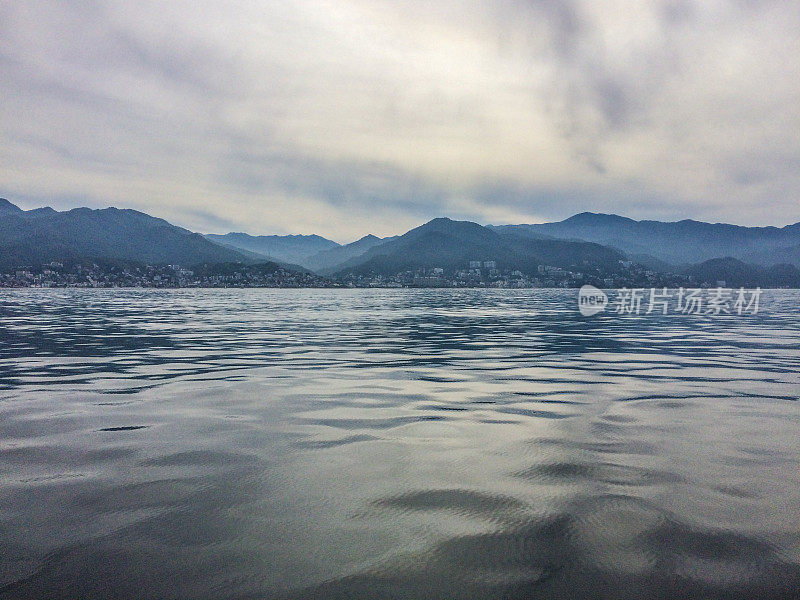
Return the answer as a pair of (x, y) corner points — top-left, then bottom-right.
(2, 0), (799, 240)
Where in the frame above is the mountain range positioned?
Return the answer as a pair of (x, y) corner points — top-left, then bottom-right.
(491, 212), (800, 267)
(204, 232), (338, 265)
(0, 199), (245, 269)
(332, 217), (625, 276)
(2, 197), (800, 286)
(302, 234), (396, 274)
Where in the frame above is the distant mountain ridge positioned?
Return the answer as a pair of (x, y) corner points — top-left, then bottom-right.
(303, 234), (396, 273)
(0, 199), (251, 269)
(205, 232), (339, 265)
(3, 197), (799, 286)
(491, 212), (800, 267)
(0, 198), (24, 215)
(334, 217), (626, 276)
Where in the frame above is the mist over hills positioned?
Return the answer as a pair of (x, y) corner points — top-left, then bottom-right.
(491, 212), (800, 267)
(205, 232), (339, 265)
(2, 198), (799, 287)
(204, 232), (401, 273)
(303, 234), (396, 274)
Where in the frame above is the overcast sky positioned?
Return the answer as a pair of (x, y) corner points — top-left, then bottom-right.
(2, 1), (799, 241)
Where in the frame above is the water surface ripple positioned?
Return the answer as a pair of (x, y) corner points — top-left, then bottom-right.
(0, 289), (799, 599)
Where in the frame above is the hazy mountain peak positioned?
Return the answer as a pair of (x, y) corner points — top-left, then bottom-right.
(333, 215), (626, 277)
(26, 207), (58, 217)
(0, 198), (24, 214)
(0, 198), (251, 269)
(205, 231), (339, 264)
(561, 212), (636, 225)
(222, 232), (334, 242)
(495, 212), (800, 267)
(416, 217), (487, 233)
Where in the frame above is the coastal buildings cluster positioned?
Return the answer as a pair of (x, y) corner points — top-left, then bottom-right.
(338, 260), (699, 289)
(0, 262), (329, 288)
(0, 259), (710, 289)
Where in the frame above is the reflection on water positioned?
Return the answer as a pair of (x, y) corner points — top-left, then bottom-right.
(0, 288), (799, 599)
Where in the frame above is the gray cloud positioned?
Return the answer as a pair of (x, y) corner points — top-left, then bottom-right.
(1, 0), (799, 241)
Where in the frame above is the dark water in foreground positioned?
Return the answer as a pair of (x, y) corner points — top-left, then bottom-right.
(1, 289), (799, 600)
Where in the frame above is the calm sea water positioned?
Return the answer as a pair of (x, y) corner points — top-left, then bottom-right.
(1, 289), (799, 599)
